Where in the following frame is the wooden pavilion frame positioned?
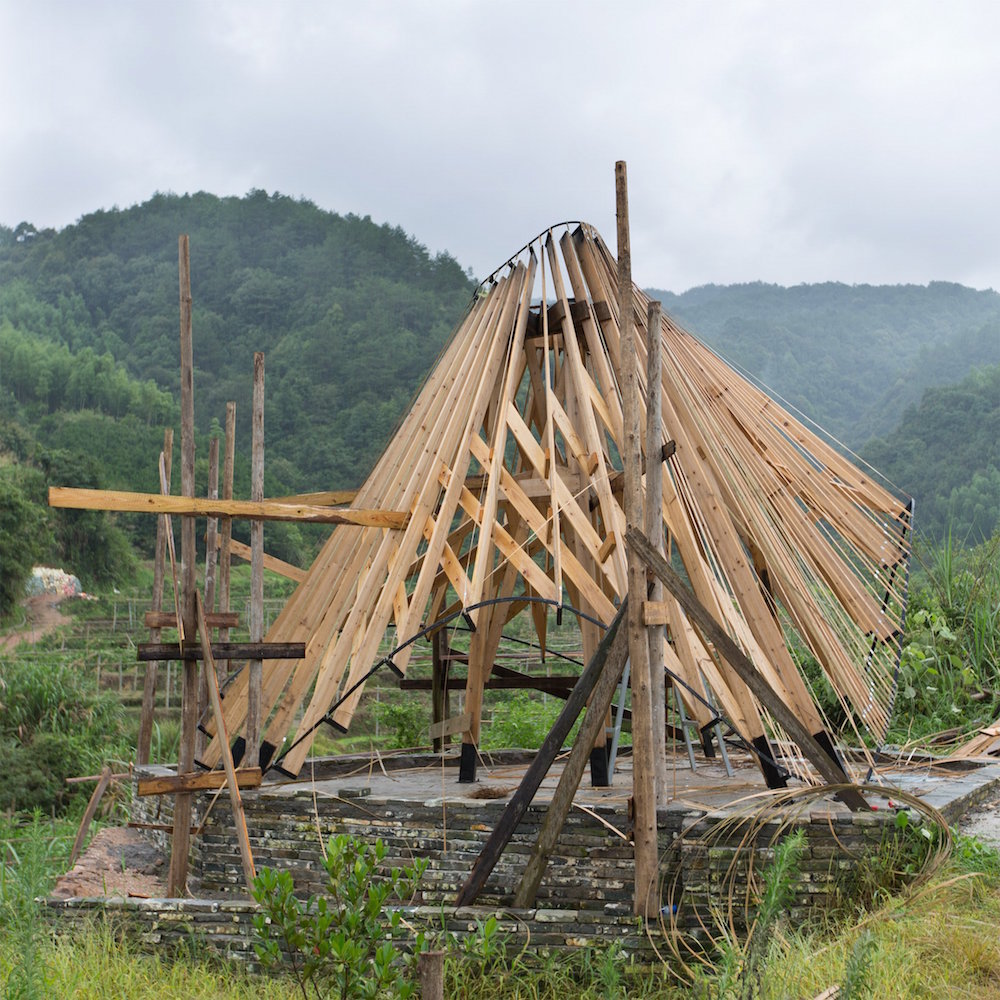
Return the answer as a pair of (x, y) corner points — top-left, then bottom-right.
(189, 221), (912, 788)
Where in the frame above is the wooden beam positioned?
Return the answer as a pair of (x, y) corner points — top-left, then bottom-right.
(48, 487), (408, 528)
(137, 767), (263, 796)
(224, 537), (307, 582)
(145, 611), (240, 630)
(400, 673), (578, 693)
(625, 526), (869, 811)
(137, 641), (305, 662)
(454, 600), (626, 908)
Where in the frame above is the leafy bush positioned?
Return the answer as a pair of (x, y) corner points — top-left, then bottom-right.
(252, 833), (427, 999)
(0, 467), (49, 619)
(482, 691), (573, 750)
(372, 698), (427, 750)
(0, 657), (129, 813)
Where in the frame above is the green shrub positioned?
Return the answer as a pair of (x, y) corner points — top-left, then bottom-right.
(482, 691), (573, 750)
(0, 657), (129, 813)
(252, 833), (427, 999)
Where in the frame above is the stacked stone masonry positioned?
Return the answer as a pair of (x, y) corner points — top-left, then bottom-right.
(47, 765), (912, 966)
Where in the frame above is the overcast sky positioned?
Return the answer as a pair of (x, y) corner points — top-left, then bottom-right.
(3, 1), (1000, 291)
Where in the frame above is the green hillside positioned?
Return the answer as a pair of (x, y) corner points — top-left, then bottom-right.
(0, 193), (996, 604)
(862, 365), (1000, 542)
(0, 191), (476, 492)
(648, 281), (1000, 448)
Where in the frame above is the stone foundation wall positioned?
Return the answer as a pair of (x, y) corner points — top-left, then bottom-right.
(47, 766), (909, 965)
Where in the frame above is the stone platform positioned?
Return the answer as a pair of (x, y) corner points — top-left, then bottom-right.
(46, 747), (1000, 965)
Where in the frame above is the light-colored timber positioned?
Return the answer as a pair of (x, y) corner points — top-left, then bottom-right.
(57, 221), (910, 798)
(48, 487), (408, 528)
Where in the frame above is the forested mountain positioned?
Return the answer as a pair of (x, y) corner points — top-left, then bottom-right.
(862, 365), (1000, 543)
(0, 191), (996, 602)
(0, 191), (476, 493)
(648, 281), (1000, 448)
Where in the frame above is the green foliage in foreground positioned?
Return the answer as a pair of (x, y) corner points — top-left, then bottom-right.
(252, 835), (427, 999)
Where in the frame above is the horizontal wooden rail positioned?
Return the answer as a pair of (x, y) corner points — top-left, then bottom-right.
(137, 641), (305, 662)
(136, 767), (262, 797)
(49, 486), (408, 528)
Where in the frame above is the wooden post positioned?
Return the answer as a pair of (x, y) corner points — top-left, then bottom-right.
(417, 950), (445, 1000)
(197, 434), (221, 758)
(644, 300), (669, 804)
(168, 234), (198, 898)
(617, 161), (658, 918)
(245, 352), (265, 765)
(137, 427), (173, 765)
(218, 402), (236, 682)
(513, 616), (629, 906)
(196, 592), (257, 894)
(204, 435), (220, 611)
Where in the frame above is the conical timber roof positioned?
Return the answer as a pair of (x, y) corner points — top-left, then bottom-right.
(204, 223), (912, 781)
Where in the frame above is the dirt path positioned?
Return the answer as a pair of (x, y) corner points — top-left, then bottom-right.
(52, 826), (167, 899)
(0, 594), (71, 652)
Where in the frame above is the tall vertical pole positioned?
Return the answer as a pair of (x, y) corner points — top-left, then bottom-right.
(137, 427), (173, 765)
(616, 161), (658, 918)
(168, 234), (198, 897)
(245, 353), (265, 764)
(218, 402), (236, 682)
(644, 300), (668, 803)
(204, 435), (220, 611)
(196, 434), (221, 758)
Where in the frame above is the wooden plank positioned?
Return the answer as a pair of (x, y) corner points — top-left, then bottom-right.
(69, 764), (113, 866)
(137, 767), (263, 797)
(617, 160), (658, 919)
(625, 527), (869, 811)
(642, 600), (671, 626)
(145, 611), (240, 629)
(455, 600), (627, 908)
(137, 641), (305, 661)
(246, 351), (265, 762)
(428, 711), (472, 741)
(169, 233), (198, 899)
(48, 486), (409, 528)
(196, 591), (256, 892)
(224, 537), (306, 582)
